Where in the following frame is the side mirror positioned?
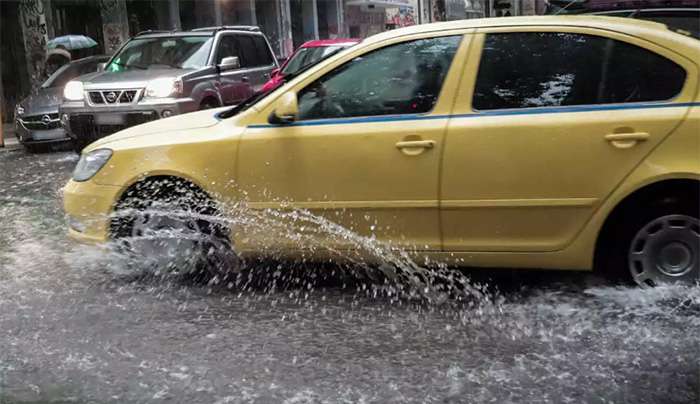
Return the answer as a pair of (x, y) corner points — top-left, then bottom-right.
(268, 92), (298, 125)
(97, 63), (106, 72)
(219, 56), (240, 71)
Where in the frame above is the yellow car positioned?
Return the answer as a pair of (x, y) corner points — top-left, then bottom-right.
(64, 16), (700, 286)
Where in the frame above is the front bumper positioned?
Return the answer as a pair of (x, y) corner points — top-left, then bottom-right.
(63, 179), (123, 244)
(15, 117), (70, 144)
(61, 97), (198, 143)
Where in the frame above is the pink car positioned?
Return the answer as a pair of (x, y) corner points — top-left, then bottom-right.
(261, 38), (360, 93)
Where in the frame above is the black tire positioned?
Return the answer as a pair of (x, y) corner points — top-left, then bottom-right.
(111, 179), (239, 278)
(72, 138), (91, 154)
(598, 194), (699, 287)
(199, 98), (220, 110)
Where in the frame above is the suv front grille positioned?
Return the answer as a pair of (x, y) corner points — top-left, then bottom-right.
(88, 89), (140, 105)
(19, 113), (61, 130)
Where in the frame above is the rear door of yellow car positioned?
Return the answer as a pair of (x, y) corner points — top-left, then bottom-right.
(235, 32), (471, 253)
(441, 26), (698, 253)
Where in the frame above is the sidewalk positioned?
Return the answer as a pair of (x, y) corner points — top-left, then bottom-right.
(1, 124), (21, 151)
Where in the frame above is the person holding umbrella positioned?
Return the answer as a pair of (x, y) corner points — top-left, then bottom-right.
(42, 34), (99, 81)
(48, 34), (99, 60)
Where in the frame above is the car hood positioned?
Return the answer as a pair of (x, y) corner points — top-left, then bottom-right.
(19, 87), (63, 115)
(86, 107), (230, 151)
(79, 69), (190, 90)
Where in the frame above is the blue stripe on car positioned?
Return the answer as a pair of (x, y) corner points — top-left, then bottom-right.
(247, 102), (700, 129)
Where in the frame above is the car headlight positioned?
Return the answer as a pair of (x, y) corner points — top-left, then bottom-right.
(73, 149), (112, 182)
(63, 81), (84, 101)
(145, 77), (182, 98)
(15, 104), (25, 116)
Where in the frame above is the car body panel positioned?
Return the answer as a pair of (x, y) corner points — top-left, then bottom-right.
(441, 25), (698, 253)
(235, 32), (470, 252)
(64, 16), (700, 270)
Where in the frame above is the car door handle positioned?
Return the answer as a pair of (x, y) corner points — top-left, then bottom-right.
(604, 132), (650, 149)
(395, 140), (435, 149)
(241, 76), (250, 82)
(395, 140), (435, 156)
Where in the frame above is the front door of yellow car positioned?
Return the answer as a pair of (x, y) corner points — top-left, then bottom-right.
(442, 27), (697, 253)
(236, 35), (467, 254)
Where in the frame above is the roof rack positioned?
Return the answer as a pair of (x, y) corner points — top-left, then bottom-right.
(135, 29), (177, 36)
(191, 25), (261, 33)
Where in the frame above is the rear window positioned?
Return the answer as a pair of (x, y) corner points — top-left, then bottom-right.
(472, 32), (687, 110)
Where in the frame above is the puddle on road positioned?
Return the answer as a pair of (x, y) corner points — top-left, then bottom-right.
(1, 152), (698, 403)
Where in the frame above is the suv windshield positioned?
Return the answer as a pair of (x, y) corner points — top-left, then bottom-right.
(106, 35), (213, 72)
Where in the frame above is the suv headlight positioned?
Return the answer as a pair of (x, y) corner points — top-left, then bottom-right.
(73, 149), (112, 182)
(145, 77), (182, 98)
(64, 81), (84, 101)
(15, 104), (24, 116)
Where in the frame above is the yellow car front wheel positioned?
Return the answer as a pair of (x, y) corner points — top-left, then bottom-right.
(110, 178), (240, 278)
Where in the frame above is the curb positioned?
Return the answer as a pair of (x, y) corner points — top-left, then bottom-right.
(0, 144), (22, 153)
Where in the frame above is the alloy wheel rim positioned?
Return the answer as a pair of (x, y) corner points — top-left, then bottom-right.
(628, 214), (700, 287)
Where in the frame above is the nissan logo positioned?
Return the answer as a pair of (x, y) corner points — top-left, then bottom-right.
(41, 114), (52, 125)
(105, 91), (118, 103)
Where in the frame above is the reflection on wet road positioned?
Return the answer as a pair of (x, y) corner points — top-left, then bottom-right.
(0, 149), (698, 403)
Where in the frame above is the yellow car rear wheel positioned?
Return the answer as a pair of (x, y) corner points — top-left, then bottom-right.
(602, 195), (699, 287)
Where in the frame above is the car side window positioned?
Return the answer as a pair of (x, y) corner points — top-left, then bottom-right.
(297, 36), (461, 121)
(236, 35), (260, 68)
(216, 35), (239, 65)
(252, 36), (274, 66)
(472, 32), (687, 111)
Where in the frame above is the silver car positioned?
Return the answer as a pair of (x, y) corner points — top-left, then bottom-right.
(14, 56), (109, 152)
(60, 26), (278, 152)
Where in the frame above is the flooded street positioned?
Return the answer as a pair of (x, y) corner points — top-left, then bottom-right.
(0, 148), (698, 404)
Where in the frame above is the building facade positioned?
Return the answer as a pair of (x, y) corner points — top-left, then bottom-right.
(1, 0), (542, 122)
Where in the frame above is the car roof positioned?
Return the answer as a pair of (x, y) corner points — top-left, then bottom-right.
(364, 15), (697, 45)
(301, 38), (361, 48)
(133, 31), (214, 39)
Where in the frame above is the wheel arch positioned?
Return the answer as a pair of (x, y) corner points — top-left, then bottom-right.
(593, 177), (700, 273)
(192, 82), (222, 107)
(110, 174), (221, 239)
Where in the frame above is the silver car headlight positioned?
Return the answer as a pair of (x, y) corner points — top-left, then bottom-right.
(63, 80), (84, 101)
(73, 149), (112, 182)
(145, 77), (182, 98)
(15, 104), (25, 116)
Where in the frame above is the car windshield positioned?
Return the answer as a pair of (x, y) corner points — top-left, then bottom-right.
(42, 59), (103, 88)
(106, 36), (213, 72)
(281, 45), (348, 75)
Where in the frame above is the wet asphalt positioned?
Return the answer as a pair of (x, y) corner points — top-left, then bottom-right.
(0, 147), (698, 404)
